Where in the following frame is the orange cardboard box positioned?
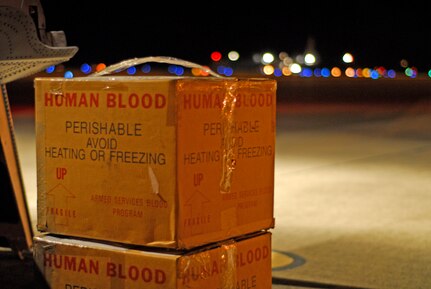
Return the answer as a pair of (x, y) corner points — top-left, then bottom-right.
(35, 76), (276, 249)
(33, 231), (272, 289)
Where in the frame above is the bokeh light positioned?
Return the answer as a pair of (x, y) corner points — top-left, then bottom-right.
(96, 63), (106, 72)
(141, 64), (151, 73)
(168, 65), (184, 76)
(191, 67), (201, 76)
(301, 67), (313, 77)
(290, 63), (301, 74)
(45, 65), (55, 74)
(211, 51), (222, 62)
(405, 67), (417, 78)
(370, 70), (380, 79)
(64, 71), (74, 78)
(252, 53), (261, 64)
(223, 67), (234, 76)
(387, 69), (396, 78)
(376, 66), (386, 77)
(273, 68), (282, 77)
(304, 53), (316, 66)
(331, 67), (342, 77)
(217, 66), (234, 76)
(127, 66), (137, 75)
(321, 67), (331, 77)
(342, 53), (354, 63)
(282, 66), (292, 76)
(228, 51), (240, 61)
(262, 53), (275, 64)
(345, 67), (355, 77)
(362, 68), (371, 78)
(200, 66), (210, 76)
(80, 63), (92, 74)
(263, 65), (275, 75)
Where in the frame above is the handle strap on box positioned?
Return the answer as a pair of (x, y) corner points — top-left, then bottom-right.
(88, 56), (223, 78)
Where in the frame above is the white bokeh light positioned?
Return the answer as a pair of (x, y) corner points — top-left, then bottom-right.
(290, 63), (302, 74)
(228, 51), (240, 61)
(342, 52), (354, 63)
(304, 53), (316, 65)
(262, 52), (275, 64)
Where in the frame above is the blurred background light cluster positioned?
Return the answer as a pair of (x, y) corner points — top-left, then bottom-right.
(44, 50), (430, 80)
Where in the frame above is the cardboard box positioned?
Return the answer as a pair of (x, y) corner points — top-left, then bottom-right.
(33, 231), (272, 289)
(35, 76), (276, 249)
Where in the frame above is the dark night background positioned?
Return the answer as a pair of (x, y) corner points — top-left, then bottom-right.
(39, 1), (430, 72)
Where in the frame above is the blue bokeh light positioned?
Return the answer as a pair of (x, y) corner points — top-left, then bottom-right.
(64, 71), (74, 78)
(217, 66), (225, 75)
(45, 65), (55, 73)
(80, 63), (92, 74)
(141, 64), (151, 73)
(127, 66), (137, 75)
(321, 68), (331, 77)
(174, 66), (184, 76)
(168, 65), (177, 74)
(370, 70), (380, 79)
(223, 67), (234, 76)
(301, 68), (313, 77)
(387, 69), (396, 78)
(273, 68), (282, 77)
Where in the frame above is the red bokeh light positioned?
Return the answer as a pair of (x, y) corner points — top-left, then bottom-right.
(211, 51), (222, 62)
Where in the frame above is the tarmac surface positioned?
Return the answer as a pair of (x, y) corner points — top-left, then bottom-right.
(2, 75), (431, 288)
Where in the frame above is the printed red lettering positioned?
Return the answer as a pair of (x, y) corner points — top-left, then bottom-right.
(105, 262), (166, 284)
(105, 92), (166, 109)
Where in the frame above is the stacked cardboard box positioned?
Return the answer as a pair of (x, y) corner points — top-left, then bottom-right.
(33, 231), (272, 288)
(33, 75), (277, 288)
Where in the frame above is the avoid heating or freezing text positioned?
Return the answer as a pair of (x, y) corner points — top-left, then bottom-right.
(44, 147), (166, 165)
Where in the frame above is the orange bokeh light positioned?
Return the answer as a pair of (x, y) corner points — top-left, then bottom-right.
(96, 63), (106, 72)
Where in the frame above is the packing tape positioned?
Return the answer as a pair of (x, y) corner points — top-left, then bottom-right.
(177, 238), (237, 287)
